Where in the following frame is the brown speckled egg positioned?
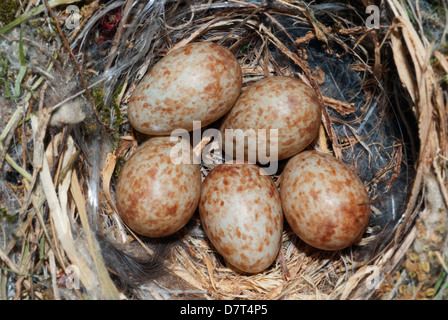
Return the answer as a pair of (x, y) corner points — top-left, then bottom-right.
(116, 137), (201, 237)
(219, 76), (321, 162)
(127, 42), (242, 135)
(280, 150), (371, 251)
(199, 163), (283, 273)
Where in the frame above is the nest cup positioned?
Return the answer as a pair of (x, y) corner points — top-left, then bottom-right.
(0, 0), (447, 300)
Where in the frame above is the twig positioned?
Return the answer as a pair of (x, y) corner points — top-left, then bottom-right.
(48, 250), (60, 300)
(433, 156), (448, 210)
(0, 247), (18, 274)
(218, 0), (265, 46)
(42, 0), (112, 132)
(0, 105), (24, 173)
(13, 276), (24, 300)
(51, 77), (107, 112)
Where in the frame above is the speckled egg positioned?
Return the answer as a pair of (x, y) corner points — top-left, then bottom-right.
(127, 42), (242, 135)
(280, 150), (371, 251)
(219, 76), (321, 162)
(116, 137), (201, 237)
(199, 163), (283, 273)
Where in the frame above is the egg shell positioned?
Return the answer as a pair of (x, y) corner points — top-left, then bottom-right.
(127, 42), (242, 135)
(199, 163), (283, 273)
(280, 150), (371, 251)
(219, 76), (321, 161)
(116, 137), (201, 237)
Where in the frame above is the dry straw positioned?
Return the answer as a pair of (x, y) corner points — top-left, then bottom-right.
(0, 0), (447, 300)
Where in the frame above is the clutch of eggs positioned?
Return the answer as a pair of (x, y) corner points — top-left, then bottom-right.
(116, 40), (373, 274)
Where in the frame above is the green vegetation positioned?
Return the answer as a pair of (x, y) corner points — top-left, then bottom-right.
(92, 84), (125, 148)
(92, 86), (110, 125)
(1, 207), (15, 223)
(0, 0), (19, 25)
(112, 83), (124, 130)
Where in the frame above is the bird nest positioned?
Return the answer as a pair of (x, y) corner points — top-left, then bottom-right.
(0, 0), (447, 300)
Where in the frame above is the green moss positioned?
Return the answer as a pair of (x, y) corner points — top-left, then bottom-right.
(112, 83), (124, 131)
(91, 86), (110, 125)
(108, 83), (126, 148)
(0, 54), (12, 98)
(0, 0), (19, 25)
(92, 84), (127, 149)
